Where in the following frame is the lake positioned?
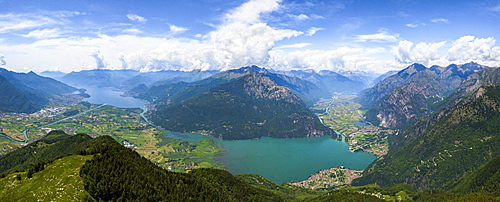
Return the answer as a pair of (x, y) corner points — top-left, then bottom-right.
(80, 86), (376, 183)
(78, 86), (148, 108)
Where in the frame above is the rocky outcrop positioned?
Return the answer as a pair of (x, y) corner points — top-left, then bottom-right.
(361, 62), (485, 129)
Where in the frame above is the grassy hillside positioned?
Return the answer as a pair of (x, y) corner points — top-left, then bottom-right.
(0, 131), (93, 174)
(0, 155), (93, 201)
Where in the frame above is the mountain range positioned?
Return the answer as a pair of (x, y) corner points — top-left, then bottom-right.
(134, 66), (332, 107)
(274, 69), (368, 94)
(151, 72), (337, 140)
(353, 63), (500, 191)
(57, 68), (221, 90)
(51, 66), (378, 99)
(0, 68), (76, 113)
(1, 62), (500, 200)
(359, 62), (484, 129)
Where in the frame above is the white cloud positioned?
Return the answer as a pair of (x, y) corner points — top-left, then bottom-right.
(4, 1), (498, 74)
(406, 23), (418, 28)
(393, 36), (500, 67)
(268, 47), (388, 72)
(406, 23), (425, 28)
(224, 0), (281, 24)
(0, 54), (6, 66)
(0, 0), (301, 73)
(310, 14), (324, 19)
(393, 40), (446, 66)
(126, 14), (147, 23)
(122, 28), (143, 34)
(169, 25), (189, 34)
(394, 40), (414, 63)
(0, 13), (60, 33)
(22, 28), (62, 39)
(276, 43), (311, 49)
(306, 27), (323, 36)
(430, 18), (449, 23)
(354, 29), (399, 43)
(290, 14), (310, 21)
(0, 11), (85, 34)
(89, 49), (106, 69)
(446, 36), (500, 65)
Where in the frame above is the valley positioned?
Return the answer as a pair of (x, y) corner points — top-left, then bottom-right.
(312, 95), (392, 157)
(0, 86), (378, 185)
(1, 62), (499, 201)
(0, 102), (226, 172)
(2, 0), (500, 200)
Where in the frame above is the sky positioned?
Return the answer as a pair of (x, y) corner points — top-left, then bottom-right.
(0, 0), (499, 74)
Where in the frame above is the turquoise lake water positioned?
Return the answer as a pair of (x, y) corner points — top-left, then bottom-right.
(81, 86), (376, 183)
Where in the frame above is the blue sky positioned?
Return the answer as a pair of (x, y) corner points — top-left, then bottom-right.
(0, 0), (499, 73)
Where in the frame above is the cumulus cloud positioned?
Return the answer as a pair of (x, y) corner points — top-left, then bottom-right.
(394, 40), (414, 63)
(126, 14), (147, 23)
(446, 36), (500, 64)
(393, 40), (447, 65)
(393, 36), (500, 67)
(224, 0), (281, 24)
(5, 1), (498, 74)
(118, 0), (300, 71)
(22, 28), (62, 39)
(117, 52), (128, 69)
(89, 49), (106, 69)
(268, 47), (388, 72)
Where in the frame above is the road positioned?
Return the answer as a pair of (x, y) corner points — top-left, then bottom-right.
(0, 104), (108, 143)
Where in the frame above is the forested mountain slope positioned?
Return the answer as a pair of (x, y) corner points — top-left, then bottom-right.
(353, 82), (500, 189)
(0, 68), (77, 113)
(0, 74), (39, 113)
(151, 73), (337, 140)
